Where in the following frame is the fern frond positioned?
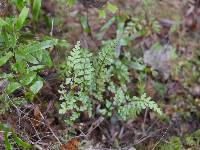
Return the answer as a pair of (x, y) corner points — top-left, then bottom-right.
(59, 42), (94, 124)
(118, 93), (162, 120)
(139, 93), (162, 115)
(59, 40), (163, 125)
(66, 41), (94, 90)
(59, 87), (92, 125)
(112, 60), (129, 85)
(94, 40), (118, 100)
(108, 82), (162, 120)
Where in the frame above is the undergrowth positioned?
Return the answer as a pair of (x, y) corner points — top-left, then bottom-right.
(0, 0), (188, 149)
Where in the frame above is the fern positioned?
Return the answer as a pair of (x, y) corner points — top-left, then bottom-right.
(93, 40), (117, 100)
(112, 60), (129, 85)
(59, 40), (163, 125)
(59, 41), (118, 124)
(106, 82), (162, 120)
(66, 41), (94, 91)
(59, 87), (92, 125)
(118, 93), (163, 120)
(59, 42), (94, 125)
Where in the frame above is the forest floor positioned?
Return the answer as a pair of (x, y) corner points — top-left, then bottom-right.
(1, 0), (200, 149)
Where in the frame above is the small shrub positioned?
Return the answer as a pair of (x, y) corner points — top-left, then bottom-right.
(0, 1), (67, 113)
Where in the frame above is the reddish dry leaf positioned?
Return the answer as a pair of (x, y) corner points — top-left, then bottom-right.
(183, 0), (200, 32)
(33, 105), (42, 127)
(0, 0), (9, 17)
(145, 77), (155, 98)
(60, 138), (79, 150)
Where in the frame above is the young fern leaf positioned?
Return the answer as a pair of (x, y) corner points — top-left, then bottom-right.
(67, 41), (94, 90)
(59, 42), (93, 124)
(94, 40), (118, 100)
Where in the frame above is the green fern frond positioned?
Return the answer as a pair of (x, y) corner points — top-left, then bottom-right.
(139, 93), (162, 115)
(66, 41), (94, 90)
(107, 82), (162, 120)
(94, 40), (118, 99)
(112, 60), (129, 85)
(59, 40), (163, 125)
(59, 86), (92, 125)
(59, 42), (94, 124)
(118, 93), (162, 120)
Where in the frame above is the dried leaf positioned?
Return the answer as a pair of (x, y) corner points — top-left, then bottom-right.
(33, 105), (42, 126)
(60, 138), (79, 150)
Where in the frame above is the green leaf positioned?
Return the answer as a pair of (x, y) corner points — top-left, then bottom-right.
(40, 50), (53, 67)
(130, 61), (146, 71)
(0, 18), (7, 30)
(28, 65), (45, 72)
(11, 60), (27, 74)
(15, 40), (56, 66)
(56, 39), (70, 48)
(66, 0), (76, 7)
(4, 129), (12, 150)
(0, 52), (13, 67)
(10, 0), (25, 10)
(17, 40), (56, 56)
(1, 32), (17, 49)
(107, 2), (118, 14)
(96, 17), (115, 40)
(16, 6), (29, 30)
(100, 17), (115, 32)
(6, 82), (21, 94)
(0, 123), (4, 130)
(20, 73), (37, 86)
(151, 42), (162, 51)
(32, 0), (42, 22)
(0, 18), (6, 25)
(25, 91), (35, 100)
(30, 80), (43, 94)
(0, 73), (13, 79)
(65, 78), (72, 84)
(79, 16), (91, 34)
(98, 9), (106, 19)
(11, 129), (31, 148)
